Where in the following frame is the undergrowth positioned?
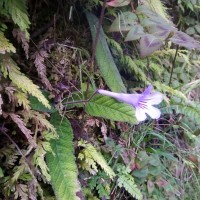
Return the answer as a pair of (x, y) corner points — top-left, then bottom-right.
(0, 0), (200, 200)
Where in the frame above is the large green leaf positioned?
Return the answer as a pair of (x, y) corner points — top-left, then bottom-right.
(86, 12), (126, 93)
(46, 112), (83, 200)
(86, 94), (137, 124)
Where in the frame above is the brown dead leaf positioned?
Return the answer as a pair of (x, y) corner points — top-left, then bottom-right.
(9, 113), (37, 147)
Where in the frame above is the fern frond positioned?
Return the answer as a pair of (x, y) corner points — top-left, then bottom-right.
(78, 140), (116, 180)
(14, 184), (28, 200)
(106, 37), (123, 55)
(33, 142), (51, 182)
(154, 49), (189, 60)
(0, 144), (19, 169)
(9, 113), (36, 147)
(161, 101), (200, 124)
(31, 50), (52, 90)
(0, 55), (51, 109)
(13, 29), (29, 59)
(182, 79), (200, 94)
(26, 110), (57, 134)
(89, 171), (111, 199)
(3, 0), (30, 39)
(14, 90), (30, 110)
(0, 31), (16, 54)
(153, 81), (187, 101)
(122, 55), (147, 82)
(143, 0), (170, 22)
(149, 62), (164, 76)
(117, 165), (142, 200)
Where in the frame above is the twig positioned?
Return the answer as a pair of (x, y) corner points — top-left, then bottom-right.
(0, 127), (24, 158)
(169, 45), (179, 86)
(63, 90), (98, 105)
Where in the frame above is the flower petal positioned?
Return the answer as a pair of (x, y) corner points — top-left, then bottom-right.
(142, 85), (152, 95)
(142, 92), (163, 105)
(97, 90), (141, 106)
(135, 107), (147, 122)
(119, 94), (141, 106)
(144, 105), (161, 119)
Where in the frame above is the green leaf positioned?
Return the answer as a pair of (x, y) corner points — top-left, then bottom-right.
(29, 94), (56, 113)
(4, 0), (30, 39)
(117, 166), (143, 200)
(170, 31), (200, 49)
(86, 94), (137, 124)
(0, 167), (3, 177)
(78, 140), (116, 179)
(194, 24), (200, 34)
(148, 165), (162, 176)
(0, 31), (16, 54)
(125, 25), (145, 41)
(138, 34), (163, 57)
(136, 151), (149, 168)
(86, 12), (126, 93)
(0, 56), (51, 109)
(149, 154), (161, 166)
(109, 12), (138, 32)
(132, 167), (149, 178)
(46, 112), (82, 200)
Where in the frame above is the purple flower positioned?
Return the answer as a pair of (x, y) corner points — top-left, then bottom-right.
(97, 85), (163, 122)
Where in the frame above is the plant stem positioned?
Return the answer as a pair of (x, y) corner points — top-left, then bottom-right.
(169, 45), (179, 86)
(63, 90), (98, 105)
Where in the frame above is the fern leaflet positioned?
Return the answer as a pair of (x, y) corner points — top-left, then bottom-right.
(3, 0), (30, 38)
(0, 55), (50, 109)
(78, 140), (116, 180)
(117, 165), (142, 200)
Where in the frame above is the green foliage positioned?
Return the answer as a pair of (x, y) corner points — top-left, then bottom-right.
(153, 81), (187, 101)
(89, 171), (111, 199)
(46, 112), (82, 200)
(109, 12), (138, 32)
(78, 140), (116, 179)
(122, 56), (147, 83)
(1, 0), (200, 199)
(0, 31), (16, 54)
(109, 4), (200, 57)
(143, 0), (170, 21)
(86, 12), (126, 93)
(117, 165), (143, 200)
(1, 0), (30, 38)
(29, 93), (56, 113)
(86, 94), (137, 124)
(161, 100), (200, 124)
(0, 55), (51, 109)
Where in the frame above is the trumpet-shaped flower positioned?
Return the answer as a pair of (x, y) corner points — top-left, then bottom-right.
(97, 85), (163, 122)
